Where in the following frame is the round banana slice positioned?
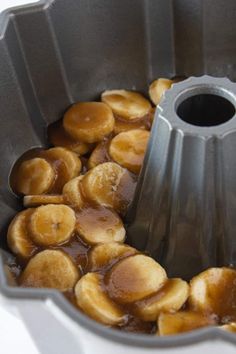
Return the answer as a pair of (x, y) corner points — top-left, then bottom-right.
(76, 206), (126, 245)
(134, 278), (189, 322)
(48, 120), (92, 155)
(109, 129), (150, 174)
(20, 249), (80, 291)
(7, 209), (36, 259)
(63, 102), (115, 143)
(88, 242), (137, 272)
(75, 272), (125, 325)
(221, 323), (236, 333)
(42, 147), (82, 192)
(29, 204), (76, 246)
(101, 90), (152, 120)
(189, 267), (236, 320)
(148, 78), (173, 106)
(107, 254), (167, 304)
(62, 175), (84, 209)
(23, 195), (64, 207)
(81, 162), (136, 214)
(158, 311), (217, 336)
(15, 157), (55, 195)
(87, 140), (111, 169)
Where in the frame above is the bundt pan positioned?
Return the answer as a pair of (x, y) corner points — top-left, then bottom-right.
(0, 0), (236, 353)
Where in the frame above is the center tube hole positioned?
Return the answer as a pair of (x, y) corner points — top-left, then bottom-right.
(177, 93), (235, 127)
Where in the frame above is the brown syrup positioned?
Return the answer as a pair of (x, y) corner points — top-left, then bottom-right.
(114, 111), (154, 134)
(9, 104), (236, 335)
(54, 235), (89, 272)
(87, 139), (112, 169)
(117, 316), (156, 334)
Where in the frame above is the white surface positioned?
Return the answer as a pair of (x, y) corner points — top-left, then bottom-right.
(0, 2), (39, 353)
(0, 0), (37, 12)
(0, 306), (39, 354)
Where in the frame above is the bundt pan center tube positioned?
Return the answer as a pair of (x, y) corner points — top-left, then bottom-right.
(0, 0), (236, 353)
(127, 75), (236, 279)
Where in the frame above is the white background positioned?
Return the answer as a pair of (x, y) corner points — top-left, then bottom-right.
(0, 0), (37, 12)
(0, 3), (40, 354)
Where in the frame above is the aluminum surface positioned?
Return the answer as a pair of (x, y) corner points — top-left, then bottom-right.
(127, 75), (236, 279)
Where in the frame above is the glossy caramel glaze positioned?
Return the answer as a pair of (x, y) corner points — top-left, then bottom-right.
(114, 111), (153, 134)
(87, 139), (111, 169)
(7, 86), (236, 336)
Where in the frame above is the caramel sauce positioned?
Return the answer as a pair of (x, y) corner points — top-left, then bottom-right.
(113, 171), (137, 216)
(8, 101), (236, 336)
(53, 235), (89, 272)
(117, 316), (156, 334)
(40, 150), (70, 194)
(7, 182), (236, 335)
(87, 139), (111, 169)
(114, 111), (154, 135)
(16, 234), (89, 272)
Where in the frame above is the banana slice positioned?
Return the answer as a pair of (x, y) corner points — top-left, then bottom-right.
(48, 120), (93, 155)
(101, 90), (152, 120)
(149, 78), (173, 106)
(134, 278), (189, 322)
(63, 102), (115, 143)
(87, 140), (111, 169)
(28, 204), (76, 246)
(221, 323), (236, 333)
(62, 176), (84, 209)
(81, 162), (136, 214)
(88, 242), (137, 272)
(20, 249), (80, 291)
(23, 195), (64, 207)
(15, 157), (55, 195)
(109, 129), (150, 174)
(75, 272), (125, 325)
(189, 267), (236, 320)
(42, 147), (82, 192)
(7, 209), (36, 259)
(107, 254), (167, 304)
(158, 311), (217, 336)
(76, 206), (126, 245)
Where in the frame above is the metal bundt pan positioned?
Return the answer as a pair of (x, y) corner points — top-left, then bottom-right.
(0, 0), (236, 353)
(127, 75), (236, 280)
